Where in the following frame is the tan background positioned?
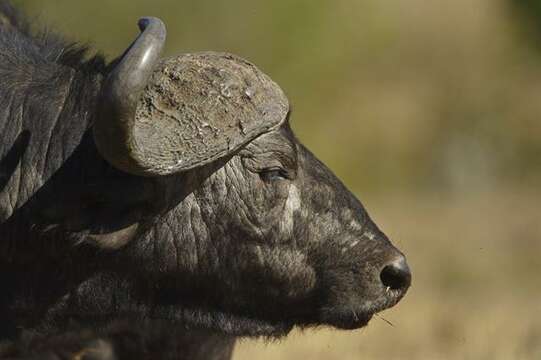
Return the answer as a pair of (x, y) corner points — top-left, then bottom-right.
(18, 0), (541, 358)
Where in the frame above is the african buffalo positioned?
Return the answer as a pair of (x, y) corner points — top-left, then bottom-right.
(0, 2), (411, 359)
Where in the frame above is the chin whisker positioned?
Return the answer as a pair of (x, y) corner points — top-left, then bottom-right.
(374, 313), (395, 327)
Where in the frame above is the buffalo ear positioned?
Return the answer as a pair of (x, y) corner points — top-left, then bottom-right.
(94, 18), (289, 177)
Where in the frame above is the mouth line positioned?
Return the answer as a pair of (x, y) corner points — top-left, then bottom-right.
(315, 287), (408, 330)
(337, 312), (373, 330)
(317, 310), (373, 330)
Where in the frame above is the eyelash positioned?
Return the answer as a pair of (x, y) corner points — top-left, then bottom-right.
(259, 168), (289, 181)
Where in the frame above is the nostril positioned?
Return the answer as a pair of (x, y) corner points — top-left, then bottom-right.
(380, 256), (411, 291)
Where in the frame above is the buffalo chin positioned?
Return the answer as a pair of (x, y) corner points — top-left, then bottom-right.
(60, 307), (294, 339)
(319, 311), (373, 330)
(151, 305), (296, 338)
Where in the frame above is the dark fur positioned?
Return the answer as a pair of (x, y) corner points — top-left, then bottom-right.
(0, 322), (234, 360)
(0, 2), (409, 359)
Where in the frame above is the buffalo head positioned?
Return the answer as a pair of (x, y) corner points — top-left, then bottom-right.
(26, 17), (411, 337)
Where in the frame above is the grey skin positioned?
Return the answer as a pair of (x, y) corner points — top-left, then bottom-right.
(0, 7), (411, 360)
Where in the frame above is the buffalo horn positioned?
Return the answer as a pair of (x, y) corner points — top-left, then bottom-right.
(93, 17), (167, 176)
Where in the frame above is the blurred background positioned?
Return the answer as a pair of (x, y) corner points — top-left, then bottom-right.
(17, 0), (541, 358)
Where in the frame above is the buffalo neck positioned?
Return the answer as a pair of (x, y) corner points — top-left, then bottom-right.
(0, 59), (104, 222)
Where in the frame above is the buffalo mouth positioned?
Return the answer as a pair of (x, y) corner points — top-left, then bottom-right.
(159, 277), (410, 335)
(51, 286), (407, 338)
(319, 309), (374, 330)
(315, 280), (410, 330)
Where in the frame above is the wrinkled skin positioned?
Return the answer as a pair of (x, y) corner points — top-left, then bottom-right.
(137, 124), (407, 333)
(4, 124), (406, 337)
(0, 1), (410, 358)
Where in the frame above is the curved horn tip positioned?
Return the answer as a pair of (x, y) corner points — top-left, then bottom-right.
(137, 17), (166, 39)
(94, 16), (167, 177)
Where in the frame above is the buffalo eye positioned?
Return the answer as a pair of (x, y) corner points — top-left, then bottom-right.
(259, 167), (290, 182)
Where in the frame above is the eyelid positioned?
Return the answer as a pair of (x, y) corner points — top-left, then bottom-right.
(242, 156), (284, 172)
(241, 155), (297, 180)
(259, 167), (290, 181)
(261, 166), (284, 172)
